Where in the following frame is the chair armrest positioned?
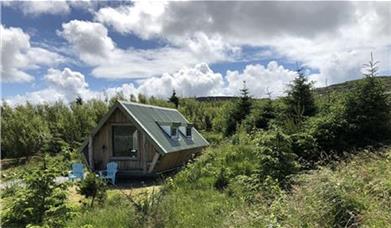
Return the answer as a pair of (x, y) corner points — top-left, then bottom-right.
(98, 170), (107, 176)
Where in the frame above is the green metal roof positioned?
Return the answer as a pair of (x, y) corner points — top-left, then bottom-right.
(118, 101), (209, 154)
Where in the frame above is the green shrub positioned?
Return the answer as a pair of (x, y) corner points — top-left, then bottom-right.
(344, 75), (391, 146)
(78, 173), (107, 207)
(1, 156), (70, 227)
(290, 132), (319, 165)
(254, 130), (300, 188)
(1, 104), (52, 158)
(306, 111), (349, 154)
(68, 192), (139, 228)
(284, 68), (317, 119)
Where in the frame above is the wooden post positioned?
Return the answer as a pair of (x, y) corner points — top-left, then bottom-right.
(148, 153), (159, 173)
(142, 134), (147, 174)
(88, 136), (94, 170)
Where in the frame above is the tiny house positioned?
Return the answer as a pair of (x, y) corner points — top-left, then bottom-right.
(79, 101), (209, 176)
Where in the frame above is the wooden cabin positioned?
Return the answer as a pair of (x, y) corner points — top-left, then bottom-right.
(79, 101), (209, 176)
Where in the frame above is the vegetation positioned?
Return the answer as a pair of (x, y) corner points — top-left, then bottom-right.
(77, 173), (107, 207)
(1, 155), (71, 227)
(1, 55), (391, 227)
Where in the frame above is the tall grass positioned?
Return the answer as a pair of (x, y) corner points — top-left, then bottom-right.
(67, 192), (139, 228)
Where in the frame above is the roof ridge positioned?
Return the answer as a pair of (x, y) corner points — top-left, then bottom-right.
(118, 100), (178, 111)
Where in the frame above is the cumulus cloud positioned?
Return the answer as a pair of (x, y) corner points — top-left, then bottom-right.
(1, 0), (97, 16)
(5, 62), (299, 106)
(94, 1), (391, 85)
(1, 25), (64, 83)
(224, 61), (298, 97)
(96, 1), (356, 42)
(6, 67), (98, 105)
(59, 20), (240, 79)
(137, 63), (225, 97)
(95, 1), (166, 39)
(59, 20), (115, 65)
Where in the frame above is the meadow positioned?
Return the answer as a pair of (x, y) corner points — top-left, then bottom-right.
(1, 60), (391, 227)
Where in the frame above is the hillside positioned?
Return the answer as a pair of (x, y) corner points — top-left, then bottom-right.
(66, 144), (391, 227)
(193, 76), (391, 102)
(314, 76), (391, 95)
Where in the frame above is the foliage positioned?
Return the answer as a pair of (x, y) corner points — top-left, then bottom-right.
(290, 132), (319, 166)
(243, 98), (276, 132)
(77, 173), (107, 207)
(253, 130), (300, 188)
(1, 155), (70, 227)
(279, 148), (391, 227)
(344, 67), (391, 146)
(67, 192), (140, 228)
(223, 82), (253, 136)
(168, 89), (179, 108)
(284, 67), (317, 120)
(1, 103), (52, 158)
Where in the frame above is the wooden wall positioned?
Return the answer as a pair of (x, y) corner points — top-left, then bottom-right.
(154, 147), (203, 173)
(92, 108), (143, 171)
(91, 107), (205, 174)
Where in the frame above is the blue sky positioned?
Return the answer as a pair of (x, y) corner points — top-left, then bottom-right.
(1, 1), (390, 105)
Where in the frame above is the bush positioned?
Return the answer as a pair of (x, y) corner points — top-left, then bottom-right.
(306, 110), (350, 155)
(68, 192), (139, 228)
(290, 132), (319, 165)
(78, 173), (107, 207)
(254, 130), (300, 188)
(1, 104), (51, 158)
(344, 75), (391, 146)
(284, 68), (317, 119)
(1, 156), (70, 227)
(243, 99), (276, 132)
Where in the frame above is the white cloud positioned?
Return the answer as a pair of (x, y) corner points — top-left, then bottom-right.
(95, 1), (166, 39)
(1, 25), (64, 83)
(223, 61), (298, 97)
(59, 20), (115, 65)
(5, 67), (98, 105)
(94, 1), (391, 85)
(5, 62), (299, 106)
(2, 1), (70, 16)
(59, 20), (240, 79)
(1, 0), (96, 16)
(137, 63), (225, 98)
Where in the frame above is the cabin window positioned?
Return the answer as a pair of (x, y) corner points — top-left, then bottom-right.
(112, 125), (138, 158)
(186, 126), (192, 137)
(171, 126), (178, 138)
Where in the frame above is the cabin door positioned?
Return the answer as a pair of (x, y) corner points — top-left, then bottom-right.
(111, 125), (142, 170)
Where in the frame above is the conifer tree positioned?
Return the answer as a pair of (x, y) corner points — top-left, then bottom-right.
(344, 53), (391, 145)
(169, 90), (179, 108)
(285, 67), (317, 120)
(224, 81), (253, 136)
(238, 81), (252, 117)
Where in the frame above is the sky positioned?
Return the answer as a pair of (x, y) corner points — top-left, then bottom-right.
(1, 1), (390, 105)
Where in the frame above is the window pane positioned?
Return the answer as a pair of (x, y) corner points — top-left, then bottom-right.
(112, 126), (136, 157)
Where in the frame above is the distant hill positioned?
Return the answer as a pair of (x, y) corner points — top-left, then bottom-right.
(194, 76), (391, 101)
(314, 76), (391, 96)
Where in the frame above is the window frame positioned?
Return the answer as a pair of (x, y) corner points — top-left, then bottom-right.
(111, 124), (138, 160)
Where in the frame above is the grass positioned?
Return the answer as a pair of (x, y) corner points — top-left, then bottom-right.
(280, 148), (391, 227)
(67, 191), (139, 228)
(2, 145), (390, 227)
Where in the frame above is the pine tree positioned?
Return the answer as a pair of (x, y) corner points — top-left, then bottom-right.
(285, 67), (317, 120)
(169, 90), (179, 109)
(224, 81), (253, 136)
(238, 81), (252, 117)
(344, 53), (391, 145)
(75, 96), (83, 105)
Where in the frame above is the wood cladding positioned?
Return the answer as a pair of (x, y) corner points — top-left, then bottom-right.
(91, 107), (204, 174)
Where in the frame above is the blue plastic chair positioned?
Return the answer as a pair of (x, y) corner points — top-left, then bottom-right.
(99, 162), (118, 185)
(68, 163), (84, 181)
